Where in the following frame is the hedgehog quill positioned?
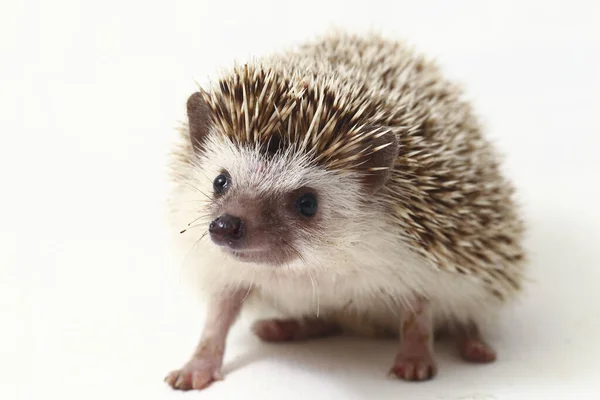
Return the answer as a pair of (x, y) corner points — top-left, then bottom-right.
(165, 32), (526, 390)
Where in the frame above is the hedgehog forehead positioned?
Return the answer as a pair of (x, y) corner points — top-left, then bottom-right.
(229, 148), (311, 194)
(201, 134), (332, 195)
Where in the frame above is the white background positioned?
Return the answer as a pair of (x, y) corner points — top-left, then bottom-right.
(1, 0), (599, 399)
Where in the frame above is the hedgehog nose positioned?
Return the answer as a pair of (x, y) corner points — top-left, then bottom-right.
(209, 214), (245, 242)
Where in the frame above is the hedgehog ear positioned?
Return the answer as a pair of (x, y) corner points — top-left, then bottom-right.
(360, 128), (399, 195)
(187, 91), (212, 152)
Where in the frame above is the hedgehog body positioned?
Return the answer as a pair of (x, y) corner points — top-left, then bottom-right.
(166, 33), (526, 389)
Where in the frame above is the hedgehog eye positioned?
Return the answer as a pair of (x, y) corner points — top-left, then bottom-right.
(213, 174), (229, 194)
(295, 193), (318, 217)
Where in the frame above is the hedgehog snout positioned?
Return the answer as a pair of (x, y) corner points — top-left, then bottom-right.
(209, 214), (245, 246)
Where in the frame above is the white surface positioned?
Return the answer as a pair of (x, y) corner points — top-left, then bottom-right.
(1, 0), (600, 399)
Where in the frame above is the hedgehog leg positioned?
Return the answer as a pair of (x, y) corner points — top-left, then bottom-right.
(389, 297), (437, 381)
(456, 321), (497, 363)
(252, 317), (341, 342)
(165, 289), (245, 391)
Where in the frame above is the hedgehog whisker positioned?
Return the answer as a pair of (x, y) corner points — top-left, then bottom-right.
(280, 238), (307, 265)
(197, 169), (219, 188)
(233, 269), (246, 296)
(240, 267), (255, 304)
(180, 229), (210, 277)
(179, 213), (212, 234)
(187, 213), (212, 226)
(281, 239), (320, 318)
(180, 222), (209, 234)
(183, 181), (216, 204)
(307, 268), (319, 318)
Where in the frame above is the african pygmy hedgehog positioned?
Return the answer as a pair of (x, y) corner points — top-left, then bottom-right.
(165, 32), (526, 391)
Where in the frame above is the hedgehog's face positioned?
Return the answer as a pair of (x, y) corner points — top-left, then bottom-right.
(181, 90), (399, 267)
(189, 134), (361, 266)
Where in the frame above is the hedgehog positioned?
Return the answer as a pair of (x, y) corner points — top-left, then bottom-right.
(164, 32), (526, 391)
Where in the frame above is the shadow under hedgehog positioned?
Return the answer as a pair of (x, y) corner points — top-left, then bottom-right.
(165, 32), (526, 391)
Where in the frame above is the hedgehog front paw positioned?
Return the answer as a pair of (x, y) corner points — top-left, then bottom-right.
(165, 357), (223, 391)
(389, 351), (437, 381)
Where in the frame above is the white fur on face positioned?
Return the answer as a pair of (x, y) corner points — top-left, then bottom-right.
(186, 133), (368, 265)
